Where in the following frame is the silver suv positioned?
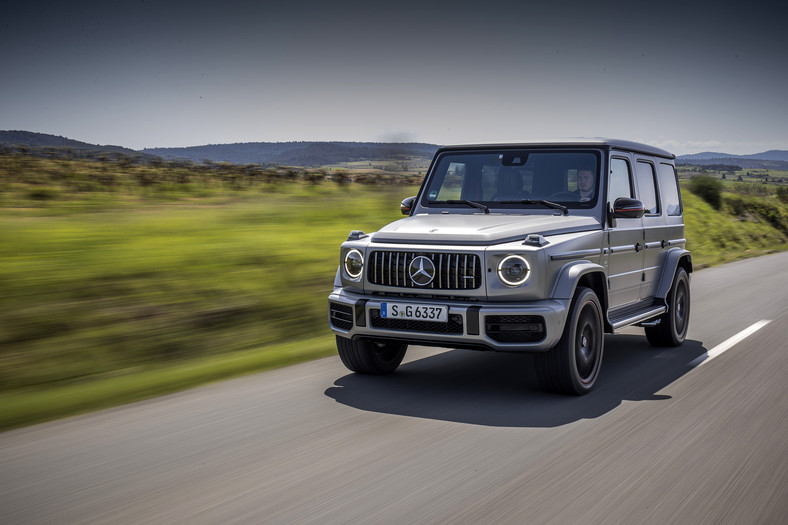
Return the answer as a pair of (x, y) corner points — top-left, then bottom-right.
(328, 140), (691, 394)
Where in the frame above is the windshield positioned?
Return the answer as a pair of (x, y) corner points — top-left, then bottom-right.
(422, 149), (600, 211)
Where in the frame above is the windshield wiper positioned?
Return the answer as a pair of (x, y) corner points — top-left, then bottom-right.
(500, 199), (569, 215)
(440, 199), (490, 214)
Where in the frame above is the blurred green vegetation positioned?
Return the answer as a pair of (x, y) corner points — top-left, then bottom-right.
(1, 188), (408, 389)
(1, 153), (417, 429)
(688, 175), (723, 209)
(676, 164), (788, 197)
(682, 191), (788, 267)
(1, 153), (787, 429)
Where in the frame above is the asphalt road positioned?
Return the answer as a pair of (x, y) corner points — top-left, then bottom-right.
(2, 252), (787, 524)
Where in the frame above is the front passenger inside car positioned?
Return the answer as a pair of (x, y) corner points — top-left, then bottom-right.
(494, 168), (528, 201)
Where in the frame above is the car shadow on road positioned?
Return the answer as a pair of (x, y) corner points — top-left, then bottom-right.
(324, 335), (707, 427)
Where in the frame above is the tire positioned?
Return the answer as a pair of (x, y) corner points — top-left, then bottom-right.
(535, 287), (604, 395)
(336, 336), (407, 374)
(645, 267), (690, 347)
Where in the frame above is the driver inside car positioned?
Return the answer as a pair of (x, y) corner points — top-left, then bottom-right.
(577, 168), (595, 201)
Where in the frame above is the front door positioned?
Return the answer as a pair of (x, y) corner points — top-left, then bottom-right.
(606, 155), (644, 308)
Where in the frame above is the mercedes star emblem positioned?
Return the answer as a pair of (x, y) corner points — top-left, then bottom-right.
(408, 256), (436, 286)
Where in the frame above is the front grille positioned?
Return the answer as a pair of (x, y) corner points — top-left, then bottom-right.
(368, 251), (482, 290)
(485, 315), (545, 343)
(329, 303), (353, 330)
(370, 309), (464, 334)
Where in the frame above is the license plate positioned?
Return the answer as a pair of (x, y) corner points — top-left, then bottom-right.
(380, 302), (448, 322)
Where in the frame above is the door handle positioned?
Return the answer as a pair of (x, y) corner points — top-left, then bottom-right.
(635, 242), (642, 253)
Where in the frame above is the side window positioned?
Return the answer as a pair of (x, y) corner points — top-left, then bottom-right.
(608, 157), (633, 204)
(635, 161), (659, 215)
(435, 162), (465, 200)
(658, 163), (682, 216)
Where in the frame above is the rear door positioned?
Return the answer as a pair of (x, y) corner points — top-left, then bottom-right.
(634, 158), (665, 300)
(657, 161), (686, 249)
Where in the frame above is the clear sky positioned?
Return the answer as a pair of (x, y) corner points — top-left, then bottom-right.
(2, 0), (786, 155)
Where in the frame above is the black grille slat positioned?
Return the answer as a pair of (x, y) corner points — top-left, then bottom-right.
(329, 303), (354, 331)
(370, 310), (463, 334)
(369, 251), (482, 290)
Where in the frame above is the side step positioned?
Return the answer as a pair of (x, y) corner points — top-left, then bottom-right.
(609, 301), (666, 330)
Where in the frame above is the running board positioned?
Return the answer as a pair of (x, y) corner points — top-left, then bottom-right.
(609, 304), (666, 330)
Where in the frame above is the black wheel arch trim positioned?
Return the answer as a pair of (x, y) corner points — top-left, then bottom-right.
(655, 249), (692, 300)
(551, 261), (611, 332)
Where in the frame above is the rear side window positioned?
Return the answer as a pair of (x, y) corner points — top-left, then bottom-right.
(635, 161), (659, 215)
(658, 163), (682, 216)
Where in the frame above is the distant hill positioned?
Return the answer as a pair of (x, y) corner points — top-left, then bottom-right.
(680, 150), (788, 162)
(143, 141), (440, 166)
(678, 152), (732, 161)
(0, 130), (141, 156)
(678, 150), (788, 169)
(5, 131), (786, 170)
(0, 131), (439, 167)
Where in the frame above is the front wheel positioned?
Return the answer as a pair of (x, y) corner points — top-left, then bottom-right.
(645, 267), (690, 346)
(336, 336), (407, 374)
(535, 287), (604, 395)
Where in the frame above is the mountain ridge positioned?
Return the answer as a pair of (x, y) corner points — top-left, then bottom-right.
(142, 141), (440, 166)
(678, 150), (788, 162)
(0, 130), (140, 155)
(3, 130), (787, 168)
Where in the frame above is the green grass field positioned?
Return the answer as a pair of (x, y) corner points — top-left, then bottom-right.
(682, 191), (788, 266)
(1, 154), (787, 430)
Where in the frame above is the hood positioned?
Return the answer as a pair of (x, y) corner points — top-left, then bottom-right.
(371, 213), (601, 245)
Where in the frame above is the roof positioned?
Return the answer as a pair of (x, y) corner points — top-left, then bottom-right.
(436, 138), (676, 159)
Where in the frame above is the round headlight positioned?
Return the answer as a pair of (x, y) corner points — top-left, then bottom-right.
(497, 255), (530, 286)
(344, 249), (364, 279)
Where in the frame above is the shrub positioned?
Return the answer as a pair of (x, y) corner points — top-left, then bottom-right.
(27, 188), (59, 200)
(689, 175), (723, 209)
(724, 194), (788, 235)
(777, 186), (788, 204)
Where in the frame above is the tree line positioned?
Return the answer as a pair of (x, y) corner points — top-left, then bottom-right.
(0, 146), (424, 201)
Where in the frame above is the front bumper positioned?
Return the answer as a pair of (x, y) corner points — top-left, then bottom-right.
(328, 288), (569, 352)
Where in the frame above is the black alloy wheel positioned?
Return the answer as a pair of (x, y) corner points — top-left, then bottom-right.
(645, 267), (690, 347)
(535, 287), (604, 395)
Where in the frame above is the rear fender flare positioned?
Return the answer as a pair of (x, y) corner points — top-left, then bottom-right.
(656, 249), (692, 299)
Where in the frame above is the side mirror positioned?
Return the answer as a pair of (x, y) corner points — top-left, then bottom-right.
(400, 196), (416, 215)
(613, 197), (646, 219)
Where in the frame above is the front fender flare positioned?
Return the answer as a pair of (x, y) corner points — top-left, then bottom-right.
(551, 261), (607, 300)
(551, 260), (610, 332)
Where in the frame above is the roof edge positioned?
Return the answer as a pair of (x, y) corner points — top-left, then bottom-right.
(436, 138), (675, 159)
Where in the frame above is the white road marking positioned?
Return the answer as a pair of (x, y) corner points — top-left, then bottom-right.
(689, 320), (772, 368)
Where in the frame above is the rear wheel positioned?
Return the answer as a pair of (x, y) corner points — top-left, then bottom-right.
(535, 287), (604, 395)
(645, 267), (690, 347)
(336, 336), (407, 374)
